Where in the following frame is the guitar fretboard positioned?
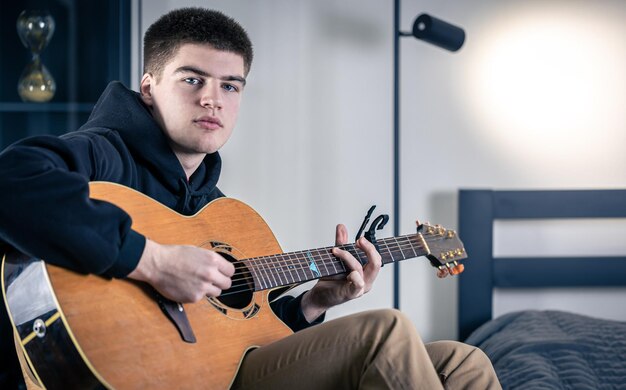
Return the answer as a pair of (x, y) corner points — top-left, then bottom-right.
(237, 233), (427, 292)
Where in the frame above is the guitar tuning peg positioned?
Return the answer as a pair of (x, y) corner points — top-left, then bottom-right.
(415, 220), (423, 232)
(449, 262), (465, 275)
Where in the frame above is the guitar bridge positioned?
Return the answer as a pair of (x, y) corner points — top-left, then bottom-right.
(155, 292), (197, 343)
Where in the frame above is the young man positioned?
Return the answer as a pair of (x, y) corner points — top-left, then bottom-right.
(0, 8), (500, 389)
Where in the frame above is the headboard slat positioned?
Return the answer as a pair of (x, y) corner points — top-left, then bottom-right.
(493, 190), (626, 219)
(494, 257), (626, 288)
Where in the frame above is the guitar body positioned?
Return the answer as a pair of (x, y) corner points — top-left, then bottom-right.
(2, 182), (293, 389)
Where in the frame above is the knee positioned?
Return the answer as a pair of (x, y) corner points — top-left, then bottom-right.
(365, 308), (410, 326)
(465, 344), (495, 370)
(363, 309), (420, 341)
(427, 340), (494, 370)
(426, 341), (500, 389)
(451, 341), (492, 366)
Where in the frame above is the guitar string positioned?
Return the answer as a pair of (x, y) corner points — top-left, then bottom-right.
(223, 245), (423, 290)
(222, 238), (436, 288)
(229, 244), (423, 286)
(219, 239), (463, 298)
(236, 236), (422, 275)
(241, 235), (422, 264)
(218, 244), (422, 298)
(216, 233), (462, 297)
(218, 230), (460, 287)
(226, 236), (435, 286)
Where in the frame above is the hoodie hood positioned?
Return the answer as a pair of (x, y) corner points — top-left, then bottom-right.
(79, 81), (222, 212)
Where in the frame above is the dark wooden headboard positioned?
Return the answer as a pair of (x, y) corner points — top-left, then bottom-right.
(457, 189), (626, 341)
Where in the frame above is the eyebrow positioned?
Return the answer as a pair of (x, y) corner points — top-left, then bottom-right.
(174, 65), (246, 86)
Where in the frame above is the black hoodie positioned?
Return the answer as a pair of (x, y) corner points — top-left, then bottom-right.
(0, 82), (317, 334)
(0, 81), (225, 276)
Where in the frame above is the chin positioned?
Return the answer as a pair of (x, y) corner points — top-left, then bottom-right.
(200, 145), (221, 154)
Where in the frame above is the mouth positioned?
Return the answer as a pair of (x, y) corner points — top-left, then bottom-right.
(194, 116), (223, 130)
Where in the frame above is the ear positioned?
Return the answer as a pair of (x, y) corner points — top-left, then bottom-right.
(140, 73), (154, 106)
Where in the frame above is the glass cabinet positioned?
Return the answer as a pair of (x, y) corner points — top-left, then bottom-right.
(0, 0), (130, 149)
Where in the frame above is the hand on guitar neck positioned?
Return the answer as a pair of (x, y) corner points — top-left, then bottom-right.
(300, 224), (382, 322)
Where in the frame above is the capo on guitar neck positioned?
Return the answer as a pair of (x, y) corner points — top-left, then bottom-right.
(355, 205), (389, 265)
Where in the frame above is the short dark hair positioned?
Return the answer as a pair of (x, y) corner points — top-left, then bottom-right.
(143, 8), (253, 78)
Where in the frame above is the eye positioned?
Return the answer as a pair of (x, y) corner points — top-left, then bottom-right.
(184, 77), (202, 86)
(222, 83), (239, 93)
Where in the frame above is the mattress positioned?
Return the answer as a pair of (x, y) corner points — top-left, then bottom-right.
(465, 310), (626, 389)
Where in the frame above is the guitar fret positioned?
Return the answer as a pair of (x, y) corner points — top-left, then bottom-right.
(410, 236), (423, 254)
(294, 252), (306, 282)
(328, 249), (340, 274)
(346, 244), (364, 265)
(248, 260), (263, 290)
(356, 246), (366, 265)
(324, 248), (341, 275)
(315, 248), (331, 277)
(268, 256), (280, 287)
(383, 238), (395, 264)
(252, 259), (268, 290)
(284, 252), (297, 283)
(334, 251), (347, 273)
(255, 257), (266, 289)
(406, 236), (419, 258)
(294, 251), (308, 282)
(260, 257), (275, 288)
(282, 254), (294, 284)
(274, 254), (288, 286)
(393, 237), (406, 260)
(304, 250), (319, 280)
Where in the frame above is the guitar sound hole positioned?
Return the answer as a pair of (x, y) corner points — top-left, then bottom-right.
(216, 253), (254, 309)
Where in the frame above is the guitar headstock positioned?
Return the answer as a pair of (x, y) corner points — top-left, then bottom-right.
(418, 222), (467, 276)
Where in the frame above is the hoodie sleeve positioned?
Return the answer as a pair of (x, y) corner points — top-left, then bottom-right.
(0, 133), (144, 277)
(270, 292), (325, 332)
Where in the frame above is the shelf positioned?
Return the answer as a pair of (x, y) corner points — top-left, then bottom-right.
(0, 0), (129, 149)
(0, 102), (95, 113)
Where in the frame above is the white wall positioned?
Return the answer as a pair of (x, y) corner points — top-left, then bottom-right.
(134, 0), (626, 341)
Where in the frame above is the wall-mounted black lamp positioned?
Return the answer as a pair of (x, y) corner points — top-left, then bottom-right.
(393, 2), (465, 309)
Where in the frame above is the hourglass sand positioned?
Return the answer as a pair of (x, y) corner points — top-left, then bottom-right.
(16, 10), (56, 103)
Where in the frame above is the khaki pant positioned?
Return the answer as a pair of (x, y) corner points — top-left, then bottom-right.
(232, 309), (501, 390)
(17, 309), (501, 389)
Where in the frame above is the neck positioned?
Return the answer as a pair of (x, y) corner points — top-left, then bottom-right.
(174, 151), (205, 180)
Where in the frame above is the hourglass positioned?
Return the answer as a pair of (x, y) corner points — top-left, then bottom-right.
(16, 10), (56, 103)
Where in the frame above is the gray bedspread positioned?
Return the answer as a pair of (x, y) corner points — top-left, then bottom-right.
(465, 310), (626, 389)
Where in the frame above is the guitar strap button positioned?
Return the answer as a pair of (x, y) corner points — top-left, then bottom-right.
(33, 318), (46, 338)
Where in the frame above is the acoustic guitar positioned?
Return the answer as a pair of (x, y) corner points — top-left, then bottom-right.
(2, 182), (467, 389)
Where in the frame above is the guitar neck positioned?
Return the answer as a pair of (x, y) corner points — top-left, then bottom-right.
(241, 233), (427, 292)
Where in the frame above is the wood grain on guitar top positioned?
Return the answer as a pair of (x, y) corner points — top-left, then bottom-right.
(47, 182), (293, 389)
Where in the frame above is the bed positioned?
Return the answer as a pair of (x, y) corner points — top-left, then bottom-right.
(457, 189), (626, 389)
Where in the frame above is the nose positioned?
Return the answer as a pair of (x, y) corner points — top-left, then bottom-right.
(200, 81), (222, 110)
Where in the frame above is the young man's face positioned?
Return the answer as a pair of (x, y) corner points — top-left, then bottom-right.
(140, 43), (246, 158)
